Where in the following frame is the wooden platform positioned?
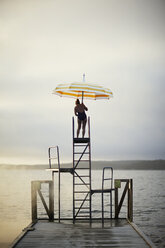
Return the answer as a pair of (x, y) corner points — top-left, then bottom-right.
(11, 219), (155, 248)
(74, 137), (90, 143)
(91, 189), (115, 194)
(46, 168), (73, 173)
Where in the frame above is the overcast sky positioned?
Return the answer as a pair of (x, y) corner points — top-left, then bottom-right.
(0, 0), (165, 164)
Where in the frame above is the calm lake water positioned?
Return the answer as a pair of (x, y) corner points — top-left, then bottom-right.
(0, 168), (164, 248)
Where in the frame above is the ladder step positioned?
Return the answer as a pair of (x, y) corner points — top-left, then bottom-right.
(74, 199), (90, 201)
(75, 207), (90, 210)
(74, 152), (89, 154)
(74, 144), (88, 147)
(74, 175), (89, 178)
(74, 183), (90, 185)
(74, 192), (89, 194)
(76, 211), (90, 214)
(74, 215), (90, 218)
(74, 159), (90, 162)
(75, 182), (89, 185)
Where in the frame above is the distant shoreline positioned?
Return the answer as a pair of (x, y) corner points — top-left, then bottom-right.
(0, 160), (165, 170)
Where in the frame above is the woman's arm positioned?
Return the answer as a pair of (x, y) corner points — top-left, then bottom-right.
(84, 104), (88, 111)
(74, 107), (78, 116)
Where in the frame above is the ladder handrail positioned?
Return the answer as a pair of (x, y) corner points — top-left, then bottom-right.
(48, 146), (60, 169)
(72, 116), (90, 139)
(102, 167), (113, 190)
(88, 116), (90, 139)
(48, 146), (60, 222)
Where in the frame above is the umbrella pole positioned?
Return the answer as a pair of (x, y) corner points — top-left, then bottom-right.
(82, 73), (85, 104)
(82, 91), (84, 104)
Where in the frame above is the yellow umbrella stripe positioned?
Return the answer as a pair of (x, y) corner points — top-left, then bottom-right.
(55, 91), (110, 99)
(55, 91), (81, 97)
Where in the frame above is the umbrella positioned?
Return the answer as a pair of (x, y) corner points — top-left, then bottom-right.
(53, 74), (113, 103)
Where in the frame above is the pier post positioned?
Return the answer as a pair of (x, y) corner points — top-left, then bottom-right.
(31, 181), (39, 222)
(49, 181), (54, 221)
(31, 180), (54, 222)
(114, 179), (120, 219)
(114, 179), (133, 221)
(128, 179), (133, 222)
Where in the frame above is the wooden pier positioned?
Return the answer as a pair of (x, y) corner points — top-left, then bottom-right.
(11, 219), (155, 248)
(10, 117), (156, 247)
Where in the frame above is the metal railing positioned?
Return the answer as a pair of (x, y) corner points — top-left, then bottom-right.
(31, 178), (133, 222)
(102, 167), (114, 223)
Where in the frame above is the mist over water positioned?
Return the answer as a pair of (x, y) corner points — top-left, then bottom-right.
(0, 168), (164, 247)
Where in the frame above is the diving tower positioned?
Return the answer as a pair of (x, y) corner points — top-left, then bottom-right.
(46, 117), (118, 223)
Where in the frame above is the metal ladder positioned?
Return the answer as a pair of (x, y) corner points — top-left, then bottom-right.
(72, 117), (92, 222)
(102, 167), (114, 223)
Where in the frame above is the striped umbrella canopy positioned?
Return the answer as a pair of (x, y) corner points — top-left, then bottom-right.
(53, 77), (113, 102)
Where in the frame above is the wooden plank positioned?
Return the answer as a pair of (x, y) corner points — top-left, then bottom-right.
(11, 219), (155, 248)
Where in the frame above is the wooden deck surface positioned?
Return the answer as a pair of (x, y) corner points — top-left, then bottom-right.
(12, 219), (155, 248)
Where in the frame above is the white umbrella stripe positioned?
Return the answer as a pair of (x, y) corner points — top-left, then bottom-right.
(53, 81), (113, 101)
(55, 84), (112, 95)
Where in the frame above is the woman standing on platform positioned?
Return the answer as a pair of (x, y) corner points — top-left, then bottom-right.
(74, 99), (88, 138)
